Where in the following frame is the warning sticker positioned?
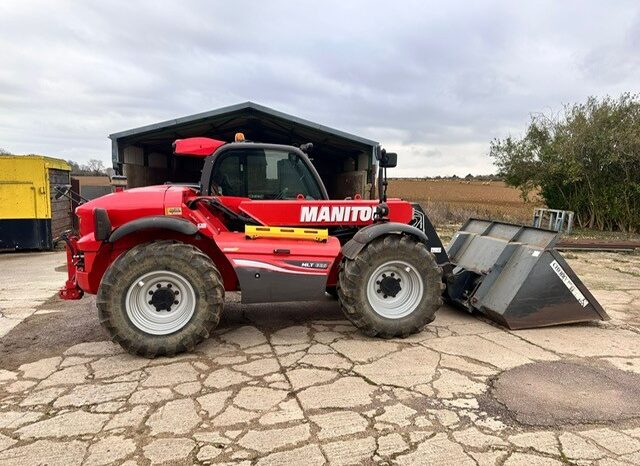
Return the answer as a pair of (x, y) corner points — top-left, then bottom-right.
(549, 260), (588, 307)
(165, 207), (182, 215)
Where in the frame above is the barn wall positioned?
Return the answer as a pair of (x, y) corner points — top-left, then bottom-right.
(123, 146), (170, 188)
(122, 145), (207, 188)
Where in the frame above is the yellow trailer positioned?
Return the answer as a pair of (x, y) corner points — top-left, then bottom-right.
(0, 155), (71, 250)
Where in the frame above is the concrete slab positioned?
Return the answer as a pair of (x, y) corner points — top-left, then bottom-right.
(0, 249), (638, 465)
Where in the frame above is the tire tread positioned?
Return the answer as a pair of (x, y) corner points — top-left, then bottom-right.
(337, 235), (442, 338)
(97, 241), (224, 358)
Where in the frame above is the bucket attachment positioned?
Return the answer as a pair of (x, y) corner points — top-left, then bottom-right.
(445, 219), (609, 329)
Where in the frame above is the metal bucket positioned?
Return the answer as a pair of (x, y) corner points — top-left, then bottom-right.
(445, 219), (609, 329)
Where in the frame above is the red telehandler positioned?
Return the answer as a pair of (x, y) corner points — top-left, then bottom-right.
(58, 135), (608, 357)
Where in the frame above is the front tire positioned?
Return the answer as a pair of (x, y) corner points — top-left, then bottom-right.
(337, 235), (443, 338)
(97, 241), (224, 357)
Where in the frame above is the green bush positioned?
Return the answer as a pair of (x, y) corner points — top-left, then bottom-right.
(490, 94), (640, 232)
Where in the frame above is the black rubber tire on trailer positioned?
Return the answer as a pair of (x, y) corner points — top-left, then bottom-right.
(97, 241), (224, 358)
(337, 234), (443, 338)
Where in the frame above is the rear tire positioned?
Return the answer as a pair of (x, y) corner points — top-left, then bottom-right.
(337, 235), (443, 338)
(97, 241), (224, 357)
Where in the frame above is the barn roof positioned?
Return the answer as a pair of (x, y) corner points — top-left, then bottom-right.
(109, 101), (379, 166)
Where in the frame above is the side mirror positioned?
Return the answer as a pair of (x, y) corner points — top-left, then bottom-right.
(380, 151), (397, 168)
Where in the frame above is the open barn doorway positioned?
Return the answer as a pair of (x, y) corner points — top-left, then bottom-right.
(110, 102), (379, 199)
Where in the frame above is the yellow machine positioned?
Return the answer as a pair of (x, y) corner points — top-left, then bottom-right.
(0, 155), (71, 250)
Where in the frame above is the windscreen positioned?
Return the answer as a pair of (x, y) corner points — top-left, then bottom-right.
(211, 149), (323, 200)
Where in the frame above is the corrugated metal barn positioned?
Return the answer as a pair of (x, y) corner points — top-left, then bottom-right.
(109, 102), (380, 199)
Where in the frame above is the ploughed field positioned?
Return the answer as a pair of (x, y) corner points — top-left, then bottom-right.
(388, 179), (539, 226)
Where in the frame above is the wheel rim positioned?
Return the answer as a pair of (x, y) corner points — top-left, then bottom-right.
(366, 260), (424, 319)
(125, 270), (196, 335)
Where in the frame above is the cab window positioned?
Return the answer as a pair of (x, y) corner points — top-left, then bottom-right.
(211, 149), (322, 200)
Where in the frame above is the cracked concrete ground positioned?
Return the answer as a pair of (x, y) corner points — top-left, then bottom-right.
(0, 250), (639, 465)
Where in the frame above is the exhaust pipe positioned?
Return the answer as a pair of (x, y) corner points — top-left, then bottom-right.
(445, 219), (609, 329)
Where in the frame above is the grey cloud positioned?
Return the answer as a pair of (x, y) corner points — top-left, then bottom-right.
(0, 0), (639, 175)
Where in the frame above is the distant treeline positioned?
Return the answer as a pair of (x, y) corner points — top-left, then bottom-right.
(1, 149), (111, 177)
(389, 174), (503, 182)
(67, 159), (111, 176)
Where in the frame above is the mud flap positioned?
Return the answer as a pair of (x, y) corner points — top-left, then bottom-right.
(446, 219), (609, 329)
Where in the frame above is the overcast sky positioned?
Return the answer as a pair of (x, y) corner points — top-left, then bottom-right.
(1, 1), (638, 176)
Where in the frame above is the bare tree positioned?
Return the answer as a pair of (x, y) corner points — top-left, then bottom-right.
(86, 159), (105, 174)
(67, 158), (109, 175)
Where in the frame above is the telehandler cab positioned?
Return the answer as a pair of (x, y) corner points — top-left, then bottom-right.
(59, 135), (608, 357)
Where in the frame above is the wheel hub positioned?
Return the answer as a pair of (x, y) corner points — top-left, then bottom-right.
(366, 260), (424, 319)
(377, 274), (402, 298)
(148, 285), (179, 312)
(125, 270), (196, 336)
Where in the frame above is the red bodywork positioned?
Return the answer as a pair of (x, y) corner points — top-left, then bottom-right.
(59, 238), (84, 300)
(60, 143), (414, 303)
